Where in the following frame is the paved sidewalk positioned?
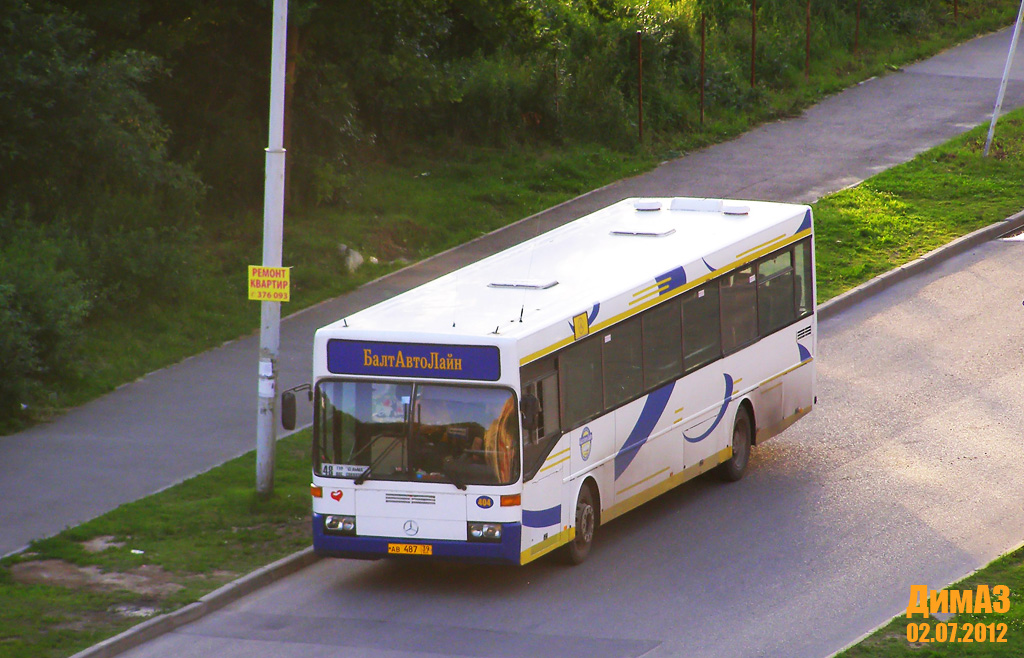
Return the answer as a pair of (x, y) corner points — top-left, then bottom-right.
(4, 28), (1024, 556)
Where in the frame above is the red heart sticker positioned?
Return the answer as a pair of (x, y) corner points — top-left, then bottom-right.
(330, 490), (343, 501)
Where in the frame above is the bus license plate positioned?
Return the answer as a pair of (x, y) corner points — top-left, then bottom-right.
(388, 543), (432, 556)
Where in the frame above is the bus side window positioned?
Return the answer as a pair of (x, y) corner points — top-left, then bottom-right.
(720, 265), (758, 354)
(642, 298), (683, 389)
(683, 283), (722, 372)
(521, 358), (562, 481)
(756, 249), (796, 335)
(602, 316), (643, 408)
(559, 337), (603, 429)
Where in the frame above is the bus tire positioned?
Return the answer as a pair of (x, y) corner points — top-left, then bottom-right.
(719, 406), (752, 482)
(564, 484), (597, 565)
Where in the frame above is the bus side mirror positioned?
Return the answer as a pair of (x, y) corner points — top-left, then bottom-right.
(521, 393), (540, 432)
(280, 383), (311, 431)
(281, 391), (297, 430)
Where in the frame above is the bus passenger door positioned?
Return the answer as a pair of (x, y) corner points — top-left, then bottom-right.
(521, 437), (567, 563)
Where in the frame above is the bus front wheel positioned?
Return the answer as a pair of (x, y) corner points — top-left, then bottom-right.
(564, 484), (596, 564)
(719, 407), (752, 482)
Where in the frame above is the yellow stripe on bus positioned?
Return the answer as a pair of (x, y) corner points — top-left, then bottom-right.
(735, 233), (788, 260)
(602, 447), (733, 524)
(520, 527), (574, 565)
(539, 455), (570, 473)
(616, 467), (671, 496)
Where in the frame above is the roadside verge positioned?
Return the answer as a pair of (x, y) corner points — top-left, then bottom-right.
(71, 549), (319, 658)
(818, 208), (1024, 319)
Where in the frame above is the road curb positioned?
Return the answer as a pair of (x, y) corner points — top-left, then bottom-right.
(817, 209), (1024, 321)
(69, 547), (320, 658)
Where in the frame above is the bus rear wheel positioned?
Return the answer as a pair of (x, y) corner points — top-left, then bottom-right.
(564, 484), (596, 564)
(718, 407), (752, 482)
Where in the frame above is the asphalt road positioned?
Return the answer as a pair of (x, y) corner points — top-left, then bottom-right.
(116, 236), (1024, 658)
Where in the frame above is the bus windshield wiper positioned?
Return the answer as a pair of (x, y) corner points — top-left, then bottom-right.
(441, 457), (468, 491)
(353, 436), (402, 485)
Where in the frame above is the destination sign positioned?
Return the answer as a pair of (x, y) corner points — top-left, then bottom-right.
(327, 339), (501, 381)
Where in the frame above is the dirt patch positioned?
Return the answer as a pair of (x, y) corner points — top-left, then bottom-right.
(110, 603), (160, 619)
(365, 223), (419, 261)
(82, 535), (125, 553)
(10, 560), (184, 598)
(51, 609), (125, 631)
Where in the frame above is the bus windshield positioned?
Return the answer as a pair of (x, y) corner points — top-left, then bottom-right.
(314, 380), (520, 486)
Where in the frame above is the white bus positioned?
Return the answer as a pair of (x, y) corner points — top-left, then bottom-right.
(284, 197), (816, 565)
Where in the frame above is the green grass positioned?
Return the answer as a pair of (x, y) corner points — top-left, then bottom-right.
(837, 546), (1024, 657)
(814, 112), (1024, 301)
(0, 430), (313, 658)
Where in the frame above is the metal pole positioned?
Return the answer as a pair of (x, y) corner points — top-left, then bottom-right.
(751, 0), (757, 87)
(637, 30), (643, 143)
(985, 0), (1024, 157)
(257, 0), (289, 495)
(700, 13), (706, 125)
(854, 0), (861, 54)
(806, 0), (811, 81)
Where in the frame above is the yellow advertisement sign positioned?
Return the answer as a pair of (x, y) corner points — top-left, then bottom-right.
(248, 266), (290, 302)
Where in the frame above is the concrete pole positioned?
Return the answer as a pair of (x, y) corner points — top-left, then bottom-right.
(985, 0), (1024, 157)
(257, 0), (288, 495)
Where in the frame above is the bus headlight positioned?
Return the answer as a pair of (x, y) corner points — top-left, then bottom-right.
(468, 522), (502, 542)
(325, 515), (356, 535)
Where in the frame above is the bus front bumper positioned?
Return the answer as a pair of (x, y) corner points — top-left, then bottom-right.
(312, 514), (522, 565)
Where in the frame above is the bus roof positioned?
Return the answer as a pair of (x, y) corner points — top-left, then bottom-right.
(320, 197), (811, 350)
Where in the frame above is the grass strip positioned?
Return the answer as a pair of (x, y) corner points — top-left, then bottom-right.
(836, 546), (1024, 657)
(814, 111), (1024, 301)
(3, 107), (1024, 657)
(0, 430), (312, 658)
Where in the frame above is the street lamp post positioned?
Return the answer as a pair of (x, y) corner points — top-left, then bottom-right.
(985, 0), (1024, 157)
(256, 0), (289, 495)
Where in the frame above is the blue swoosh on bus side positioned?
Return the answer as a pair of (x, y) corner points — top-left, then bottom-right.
(683, 374), (734, 443)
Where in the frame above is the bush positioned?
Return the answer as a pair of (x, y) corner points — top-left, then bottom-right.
(0, 210), (91, 423)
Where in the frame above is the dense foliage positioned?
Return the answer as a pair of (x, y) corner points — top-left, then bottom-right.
(0, 0), (201, 422)
(54, 0), (990, 208)
(0, 0), (1013, 428)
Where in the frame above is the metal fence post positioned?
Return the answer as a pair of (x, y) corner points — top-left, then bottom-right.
(855, 0), (861, 54)
(751, 0), (757, 87)
(701, 13), (706, 124)
(637, 29), (644, 143)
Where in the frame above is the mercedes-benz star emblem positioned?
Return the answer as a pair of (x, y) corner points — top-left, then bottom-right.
(403, 520), (419, 536)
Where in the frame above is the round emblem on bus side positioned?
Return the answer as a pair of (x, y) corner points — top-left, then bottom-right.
(580, 427), (592, 461)
(476, 496), (494, 509)
(403, 520), (419, 536)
